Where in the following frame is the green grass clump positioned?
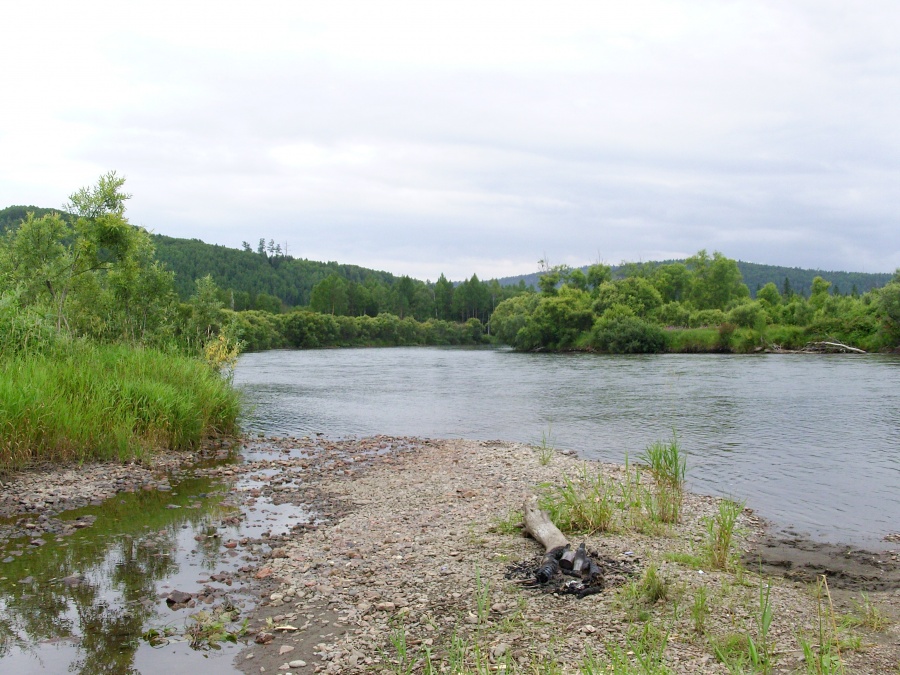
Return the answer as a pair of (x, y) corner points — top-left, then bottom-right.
(843, 593), (891, 632)
(665, 328), (720, 353)
(539, 465), (616, 534)
(640, 435), (686, 524)
(0, 341), (240, 473)
(690, 585), (710, 634)
(704, 499), (744, 570)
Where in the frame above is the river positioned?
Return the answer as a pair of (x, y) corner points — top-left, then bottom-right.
(235, 346), (900, 548)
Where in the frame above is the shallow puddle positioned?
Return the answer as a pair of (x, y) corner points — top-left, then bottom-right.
(0, 455), (312, 675)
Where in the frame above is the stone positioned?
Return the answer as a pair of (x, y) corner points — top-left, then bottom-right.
(165, 590), (192, 605)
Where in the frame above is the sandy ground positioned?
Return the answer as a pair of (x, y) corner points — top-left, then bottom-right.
(1, 436), (899, 674)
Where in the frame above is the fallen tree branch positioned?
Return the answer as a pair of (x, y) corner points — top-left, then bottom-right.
(801, 341), (866, 354)
(523, 495), (569, 551)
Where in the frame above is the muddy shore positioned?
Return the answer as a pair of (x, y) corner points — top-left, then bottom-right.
(1, 437), (899, 673)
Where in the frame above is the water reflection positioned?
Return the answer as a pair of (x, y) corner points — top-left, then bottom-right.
(0, 477), (243, 674)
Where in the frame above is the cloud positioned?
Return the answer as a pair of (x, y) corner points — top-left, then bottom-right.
(2, 0), (900, 280)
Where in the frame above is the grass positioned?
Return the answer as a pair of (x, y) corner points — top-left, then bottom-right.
(799, 576), (845, 675)
(690, 585), (710, 634)
(639, 434), (686, 524)
(598, 623), (673, 674)
(0, 340), (241, 473)
(538, 465), (616, 534)
(704, 499), (744, 570)
(536, 423), (556, 465)
(713, 579), (775, 673)
(619, 564), (671, 622)
(489, 508), (524, 535)
(843, 593), (891, 631)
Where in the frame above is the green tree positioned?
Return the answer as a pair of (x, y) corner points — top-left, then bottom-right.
(756, 282), (782, 307)
(782, 276), (793, 298)
(809, 276), (832, 311)
(310, 273), (349, 315)
(189, 275), (225, 340)
(0, 173), (155, 334)
(586, 263), (612, 291)
(434, 273), (454, 320)
(686, 250), (749, 310)
(652, 263), (692, 303)
(567, 268), (588, 291)
(877, 274), (900, 345)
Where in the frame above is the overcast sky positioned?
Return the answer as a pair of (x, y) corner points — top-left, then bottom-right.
(2, 1), (900, 281)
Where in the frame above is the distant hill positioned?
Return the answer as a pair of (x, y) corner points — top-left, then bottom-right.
(497, 261), (892, 298)
(0, 205), (68, 232)
(152, 235), (397, 305)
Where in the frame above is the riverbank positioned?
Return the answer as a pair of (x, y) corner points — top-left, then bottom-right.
(218, 437), (900, 674)
(1, 437), (898, 674)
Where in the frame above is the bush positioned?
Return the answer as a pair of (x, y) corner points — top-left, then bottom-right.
(515, 288), (594, 350)
(655, 301), (691, 327)
(590, 315), (668, 354)
(689, 309), (727, 328)
(727, 301), (766, 329)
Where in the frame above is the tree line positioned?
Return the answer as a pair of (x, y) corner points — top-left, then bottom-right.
(3, 181), (899, 356)
(491, 253), (900, 353)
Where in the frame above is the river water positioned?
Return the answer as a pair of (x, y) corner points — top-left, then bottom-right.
(235, 347), (900, 548)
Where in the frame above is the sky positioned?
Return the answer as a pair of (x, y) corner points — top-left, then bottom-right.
(2, 1), (900, 282)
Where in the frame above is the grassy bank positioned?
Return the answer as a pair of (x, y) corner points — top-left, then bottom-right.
(0, 341), (240, 473)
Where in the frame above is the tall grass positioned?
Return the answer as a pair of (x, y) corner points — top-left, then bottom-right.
(704, 499), (744, 570)
(539, 465), (616, 534)
(0, 340), (240, 473)
(640, 434), (686, 524)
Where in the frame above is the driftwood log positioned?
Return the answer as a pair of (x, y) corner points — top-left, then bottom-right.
(801, 341), (866, 354)
(522, 496), (601, 585)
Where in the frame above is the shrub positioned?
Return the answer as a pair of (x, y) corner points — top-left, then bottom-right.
(591, 315), (668, 354)
(689, 309), (727, 328)
(727, 301), (767, 329)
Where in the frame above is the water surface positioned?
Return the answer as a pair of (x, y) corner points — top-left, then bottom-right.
(236, 347), (900, 547)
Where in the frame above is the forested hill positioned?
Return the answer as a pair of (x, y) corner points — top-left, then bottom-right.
(151, 234), (396, 306)
(499, 261), (893, 298)
(0, 205), (67, 231)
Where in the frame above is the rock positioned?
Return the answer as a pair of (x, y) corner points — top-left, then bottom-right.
(165, 590), (192, 605)
(279, 645), (294, 655)
(254, 631), (275, 644)
(288, 660), (307, 668)
(375, 601), (395, 612)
